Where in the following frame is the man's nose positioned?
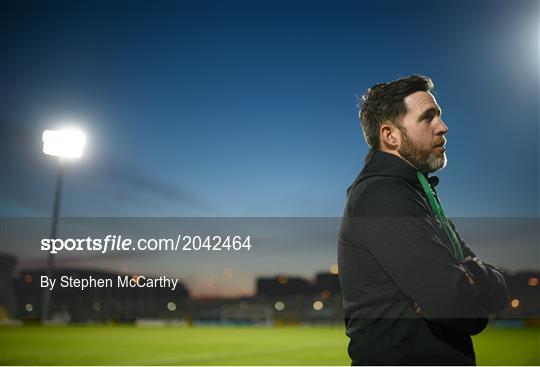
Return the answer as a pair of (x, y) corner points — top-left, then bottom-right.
(435, 117), (449, 135)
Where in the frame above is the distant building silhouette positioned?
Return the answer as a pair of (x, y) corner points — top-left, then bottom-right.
(256, 275), (315, 297)
(314, 272), (340, 294)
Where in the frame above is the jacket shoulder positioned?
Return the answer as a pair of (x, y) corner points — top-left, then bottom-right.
(347, 177), (429, 217)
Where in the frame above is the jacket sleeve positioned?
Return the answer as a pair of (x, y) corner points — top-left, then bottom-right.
(349, 179), (487, 319)
(449, 219), (510, 315)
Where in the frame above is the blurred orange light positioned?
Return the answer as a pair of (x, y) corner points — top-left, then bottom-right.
(510, 299), (520, 308)
(24, 274), (32, 283)
(278, 275), (288, 285)
(527, 277), (538, 286)
(321, 290), (331, 300)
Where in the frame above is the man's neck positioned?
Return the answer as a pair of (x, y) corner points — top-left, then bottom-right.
(378, 147), (419, 171)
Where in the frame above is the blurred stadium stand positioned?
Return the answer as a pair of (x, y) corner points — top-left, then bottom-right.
(3, 260), (538, 325)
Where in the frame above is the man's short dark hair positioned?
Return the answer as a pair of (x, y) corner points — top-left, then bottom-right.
(359, 75), (434, 149)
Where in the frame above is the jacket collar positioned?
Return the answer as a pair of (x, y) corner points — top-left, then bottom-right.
(352, 149), (439, 192)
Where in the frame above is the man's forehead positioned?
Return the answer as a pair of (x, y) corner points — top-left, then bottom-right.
(404, 91), (440, 113)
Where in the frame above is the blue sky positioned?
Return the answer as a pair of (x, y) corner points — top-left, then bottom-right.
(2, 0), (538, 218)
(1, 1), (538, 295)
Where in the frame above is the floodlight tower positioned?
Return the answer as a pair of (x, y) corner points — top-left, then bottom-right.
(41, 128), (86, 322)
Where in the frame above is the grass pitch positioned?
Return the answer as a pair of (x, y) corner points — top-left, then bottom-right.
(0, 325), (538, 365)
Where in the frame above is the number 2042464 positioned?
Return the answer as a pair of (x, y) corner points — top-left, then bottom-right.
(181, 235), (251, 251)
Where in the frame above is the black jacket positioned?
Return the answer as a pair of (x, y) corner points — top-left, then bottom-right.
(338, 149), (509, 365)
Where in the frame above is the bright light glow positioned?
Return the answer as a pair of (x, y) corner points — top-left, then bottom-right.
(510, 298), (520, 308)
(274, 301), (285, 311)
(25, 304), (33, 312)
(330, 264), (339, 274)
(278, 275), (288, 285)
(313, 301), (324, 311)
(528, 277), (538, 286)
(167, 301), (176, 311)
(42, 129), (86, 158)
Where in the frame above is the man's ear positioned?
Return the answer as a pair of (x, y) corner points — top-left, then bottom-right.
(380, 123), (400, 149)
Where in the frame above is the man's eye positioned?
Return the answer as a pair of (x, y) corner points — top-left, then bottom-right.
(424, 113), (436, 121)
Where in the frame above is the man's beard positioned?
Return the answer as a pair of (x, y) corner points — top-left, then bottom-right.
(398, 128), (447, 174)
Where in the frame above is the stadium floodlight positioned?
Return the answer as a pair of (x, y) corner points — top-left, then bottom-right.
(42, 129), (86, 159)
(41, 127), (86, 322)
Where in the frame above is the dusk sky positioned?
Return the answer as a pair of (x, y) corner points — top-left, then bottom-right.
(1, 1), (538, 296)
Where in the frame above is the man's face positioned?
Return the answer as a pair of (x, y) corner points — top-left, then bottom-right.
(397, 91), (449, 173)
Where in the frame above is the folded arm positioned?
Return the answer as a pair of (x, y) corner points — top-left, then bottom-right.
(349, 180), (507, 319)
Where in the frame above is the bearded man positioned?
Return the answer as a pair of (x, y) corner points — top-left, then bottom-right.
(338, 75), (509, 365)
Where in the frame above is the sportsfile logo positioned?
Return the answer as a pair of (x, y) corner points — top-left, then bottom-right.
(40, 234), (252, 254)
